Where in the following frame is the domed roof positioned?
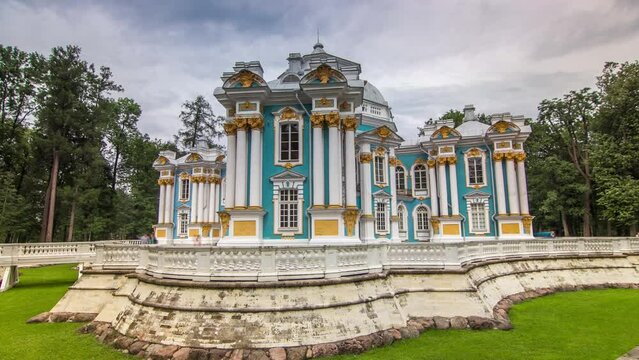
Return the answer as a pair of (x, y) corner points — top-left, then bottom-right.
(363, 81), (388, 106)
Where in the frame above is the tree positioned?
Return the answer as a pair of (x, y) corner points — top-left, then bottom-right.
(35, 45), (121, 242)
(104, 97), (141, 191)
(537, 89), (599, 236)
(174, 95), (224, 150)
(592, 61), (639, 235)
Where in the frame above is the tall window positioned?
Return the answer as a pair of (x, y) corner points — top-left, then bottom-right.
(374, 155), (385, 184)
(416, 206), (429, 231)
(178, 212), (189, 235)
(468, 156), (484, 186)
(375, 202), (388, 233)
(279, 189), (299, 230)
(413, 165), (428, 191)
(470, 203), (487, 232)
(279, 123), (299, 162)
(398, 205), (407, 236)
(396, 166), (406, 193)
(180, 178), (190, 201)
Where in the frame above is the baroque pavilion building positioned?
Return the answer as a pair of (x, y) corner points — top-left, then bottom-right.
(153, 43), (534, 245)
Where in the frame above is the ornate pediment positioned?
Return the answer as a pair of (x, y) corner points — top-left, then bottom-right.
(154, 156), (170, 165)
(463, 190), (491, 199)
(222, 69), (267, 89)
(273, 106), (303, 121)
(356, 125), (404, 144)
(431, 125), (461, 140)
(487, 120), (520, 134)
(185, 153), (203, 163)
(372, 190), (392, 199)
(300, 64), (347, 85)
(269, 170), (306, 182)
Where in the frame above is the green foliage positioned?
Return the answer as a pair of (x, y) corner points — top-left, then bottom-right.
(0, 265), (130, 360)
(330, 289), (639, 360)
(174, 95), (224, 150)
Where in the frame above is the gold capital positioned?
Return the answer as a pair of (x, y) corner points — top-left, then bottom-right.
(326, 112), (340, 127)
(223, 122), (237, 135)
(248, 117), (264, 130)
(343, 116), (358, 131)
(310, 113), (325, 128)
(359, 152), (372, 163)
(492, 152), (504, 161)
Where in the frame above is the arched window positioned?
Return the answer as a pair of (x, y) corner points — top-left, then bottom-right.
(396, 166), (406, 194)
(413, 205), (431, 241)
(412, 164), (429, 197)
(274, 108), (304, 167)
(397, 204), (408, 239)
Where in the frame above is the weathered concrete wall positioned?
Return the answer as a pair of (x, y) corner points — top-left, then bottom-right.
(51, 254), (639, 349)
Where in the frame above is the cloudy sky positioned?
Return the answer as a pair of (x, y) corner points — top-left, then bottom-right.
(1, 0), (639, 141)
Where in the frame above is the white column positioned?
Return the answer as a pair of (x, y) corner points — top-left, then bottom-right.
(438, 159), (449, 217)
(164, 182), (173, 224)
(517, 153), (530, 215)
(249, 119), (263, 208)
(327, 114), (341, 207)
(190, 179), (198, 222)
(505, 153), (520, 215)
(235, 120), (248, 208)
(428, 161), (439, 217)
(360, 143), (373, 239)
(344, 118), (357, 208)
(205, 180), (213, 222)
(197, 180), (205, 222)
(493, 154), (507, 215)
(212, 180), (220, 222)
(224, 123), (237, 209)
(157, 182), (165, 223)
(311, 114), (325, 207)
(448, 158), (459, 216)
(389, 148), (399, 240)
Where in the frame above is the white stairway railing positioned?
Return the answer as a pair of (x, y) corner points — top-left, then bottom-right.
(87, 237), (639, 282)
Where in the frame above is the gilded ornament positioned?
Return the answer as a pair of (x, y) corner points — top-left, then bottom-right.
(429, 149), (438, 156)
(339, 101), (351, 112)
(522, 215), (533, 234)
(441, 146), (453, 153)
(414, 158), (427, 165)
(505, 152), (516, 161)
(228, 108), (236, 117)
(237, 70), (257, 87)
(280, 107), (298, 120)
(155, 156), (168, 165)
(496, 141), (510, 149)
(179, 172), (190, 180)
(342, 116), (358, 131)
(219, 212), (230, 235)
(437, 157), (448, 165)
(310, 113), (325, 127)
(430, 219), (440, 234)
(326, 112), (340, 127)
(388, 157), (400, 167)
(315, 64), (332, 84)
(284, 162), (293, 169)
(223, 122), (237, 135)
(318, 97), (331, 106)
(239, 101), (257, 111)
(493, 121), (510, 134)
(215, 155), (225, 163)
(343, 209), (360, 236)
(376, 126), (392, 141)
(234, 117), (248, 130)
(427, 159), (437, 168)
(186, 153), (202, 162)
(515, 152), (527, 162)
(447, 156), (457, 165)
(359, 152), (372, 163)
(374, 147), (386, 156)
(248, 117), (264, 129)
(191, 175), (207, 183)
(492, 153), (504, 161)
(467, 148), (482, 157)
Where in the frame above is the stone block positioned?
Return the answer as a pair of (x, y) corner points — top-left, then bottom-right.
(113, 335), (135, 350)
(244, 349), (269, 360)
(399, 326), (419, 339)
(433, 316), (450, 329)
(128, 341), (148, 355)
(449, 316), (468, 329)
(285, 347), (307, 360)
(146, 344), (178, 360)
(208, 349), (228, 360)
(467, 316), (496, 330)
(268, 347), (287, 360)
(310, 343), (338, 358)
(26, 312), (50, 323)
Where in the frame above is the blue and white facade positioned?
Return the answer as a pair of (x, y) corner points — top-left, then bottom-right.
(153, 43), (534, 245)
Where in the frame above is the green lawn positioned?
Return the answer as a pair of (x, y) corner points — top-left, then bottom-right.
(1, 265), (638, 360)
(0, 264), (130, 360)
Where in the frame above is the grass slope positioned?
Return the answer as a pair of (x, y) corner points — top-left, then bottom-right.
(1, 265), (638, 360)
(330, 289), (639, 360)
(0, 264), (130, 360)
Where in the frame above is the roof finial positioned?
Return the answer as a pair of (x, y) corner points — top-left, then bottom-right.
(312, 28), (325, 53)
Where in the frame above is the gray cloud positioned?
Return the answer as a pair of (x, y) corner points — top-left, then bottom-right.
(1, 0), (638, 142)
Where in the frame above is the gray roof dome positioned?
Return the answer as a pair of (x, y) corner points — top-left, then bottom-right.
(363, 81), (388, 106)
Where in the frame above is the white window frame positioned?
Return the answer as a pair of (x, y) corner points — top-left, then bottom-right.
(179, 175), (190, 202)
(464, 148), (487, 188)
(373, 148), (387, 187)
(373, 193), (391, 236)
(271, 171), (305, 236)
(375, 202), (389, 234)
(395, 165), (407, 195)
(413, 204), (431, 241)
(273, 108), (304, 167)
(397, 203), (408, 239)
(178, 210), (189, 236)
(466, 197), (490, 234)
(411, 163), (429, 198)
